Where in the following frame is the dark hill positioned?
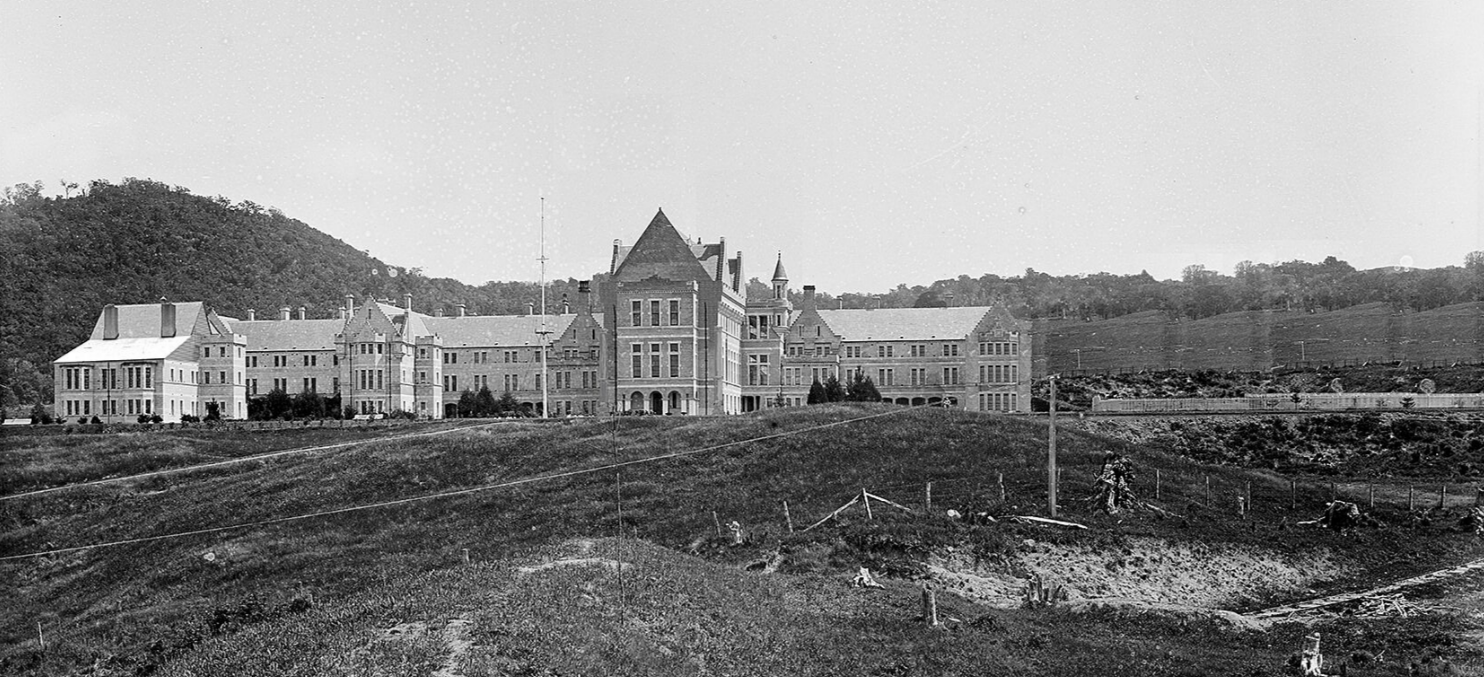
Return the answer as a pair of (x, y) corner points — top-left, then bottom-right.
(0, 178), (576, 405)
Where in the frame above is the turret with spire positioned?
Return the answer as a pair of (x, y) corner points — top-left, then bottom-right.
(772, 252), (789, 300)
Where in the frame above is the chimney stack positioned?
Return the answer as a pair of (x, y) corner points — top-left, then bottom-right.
(247, 309), (256, 322)
(525, 301), (535, 316)
(160, 298), (176, 338)
(436, 307), (444, 317)
(103, 304), (119, 340)
(457, 302), (466, 317)
(803, 285), (817, 311)
(279, 306), (291, 321)
(297, 306), (307, 321)
(337, 306), (345, 320)
(578, 280), (592, 311)
(945, 291), (955, 307)
(344, 294), (355, 320)
(561, 293), (570, 315)
(403, 293), (413, 312)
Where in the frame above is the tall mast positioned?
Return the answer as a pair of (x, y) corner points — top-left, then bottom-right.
(538, 197), (549, 419)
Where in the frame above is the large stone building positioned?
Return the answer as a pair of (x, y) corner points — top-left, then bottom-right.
(53, 210), (1030, 422)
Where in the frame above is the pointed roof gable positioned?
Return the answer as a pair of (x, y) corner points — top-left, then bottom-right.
(772, 255), (788, 281)
(612, 209), (712, 283)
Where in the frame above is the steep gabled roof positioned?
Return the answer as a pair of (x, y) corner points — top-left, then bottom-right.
(815, 307), (1002, 341)
(88, 302), (207, 340)
(772, 255), (788, 281)
(612, 209), (712, 282)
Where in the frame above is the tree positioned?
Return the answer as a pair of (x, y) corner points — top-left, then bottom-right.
(823, 375), (846, 402)
(807, 379), (827, 405)
(846, 373), (881, 402)
(29, 402), (51, 424)
(475, 385), (497, 417)
(457, 389), (478, 418)
(495, 391), (519, 416)
(264, 388), (292, 420)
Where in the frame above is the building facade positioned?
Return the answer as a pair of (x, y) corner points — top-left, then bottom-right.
(54, 209), (1030, 422)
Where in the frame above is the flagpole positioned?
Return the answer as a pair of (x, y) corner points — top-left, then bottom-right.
(539, 197), (549, 419)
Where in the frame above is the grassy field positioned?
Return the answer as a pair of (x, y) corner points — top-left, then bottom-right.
(3, 405), (1483, 675)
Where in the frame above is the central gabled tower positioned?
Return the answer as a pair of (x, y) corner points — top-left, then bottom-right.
(599, 209), (747, 415)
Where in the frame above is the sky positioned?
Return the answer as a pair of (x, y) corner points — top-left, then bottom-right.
(2, 2), (1480, 293)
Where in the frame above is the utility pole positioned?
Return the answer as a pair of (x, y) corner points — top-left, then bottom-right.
(1048, 374), (1059, 517)
(538, 198), (550, 419)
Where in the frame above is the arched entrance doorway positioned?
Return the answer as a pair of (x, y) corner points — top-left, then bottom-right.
(650, 391), (664, 414)
(630, 392), (644, 413)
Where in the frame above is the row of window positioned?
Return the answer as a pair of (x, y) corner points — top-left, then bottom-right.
(630, 343), (682, 379)
(200, 346), (242, 359)
(62, 397), (209, 417)
(980, 341), (1019, 356)
(63, 365), (250, 390)
(248, 355), (324, 368)
(630, 299), (682, 327)
(980, 392), (1019, 412)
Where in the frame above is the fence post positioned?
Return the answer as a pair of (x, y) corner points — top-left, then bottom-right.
(462, 548), (470, 564)
(1330, 481), (1337, 501)
(1476, 487), (1483, 508)
(783, 501), (794, 533)
(998, 472), (1006, 503)
(1438, 484), (1447, 510)
(1408, 485), (1415, 512)
(1368, 482), (1375, 510)
(925, 482), (932, 514)
(1246, 481), (1252, 514)
(1290, 478), (1296, 511)
(713, 510), (722, 536)
(922, 584), (939, 627)
(1205, 476), (1211, 508)
(1154, 468), (1161, 501)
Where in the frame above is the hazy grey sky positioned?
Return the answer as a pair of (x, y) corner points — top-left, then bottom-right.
(3, 2), (1480, 292)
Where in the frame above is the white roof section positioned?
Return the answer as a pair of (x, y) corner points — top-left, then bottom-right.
(54, 336), (191, 364)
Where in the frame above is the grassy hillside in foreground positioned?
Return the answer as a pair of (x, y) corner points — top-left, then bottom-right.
(4, 405), (1484, 675)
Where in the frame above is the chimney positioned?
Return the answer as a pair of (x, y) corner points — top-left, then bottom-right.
(457, 303), (467, 318)
(803, 285), (817, 311)
(945, 291), (955, 307)
(279, 306), (291, 321)
(578, 280), (592, 311)
(403, 293), (413, 312)
(732, 250), (744, 292)
(561, 293), (570, 315)
(160, 298), (176, 338)
(344, 294), (355, 320)
(525, 301), (535, 316)
(297, 306), (307, 321)
(103, 304), (119, 340)
(337, 306), (345, 320)
(436, 307), (444, 317)
(247, 309), (256, 322)
(611, 239), (623, 274)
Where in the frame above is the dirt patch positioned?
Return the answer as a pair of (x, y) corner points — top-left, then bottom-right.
(929, 536), (1351, 610)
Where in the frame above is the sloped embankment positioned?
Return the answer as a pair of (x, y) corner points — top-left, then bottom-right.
(927, 536), (1349, 611)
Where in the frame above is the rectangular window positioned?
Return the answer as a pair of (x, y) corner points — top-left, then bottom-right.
(650, 343), (660, 378)
(218, 371), (225, 385)
(631, 300), (642, 326)
(669, 343), (680, 378)
(631, 344), (642, 378)
(650, 300), (661, 326)
(668, 300), (679, 326)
